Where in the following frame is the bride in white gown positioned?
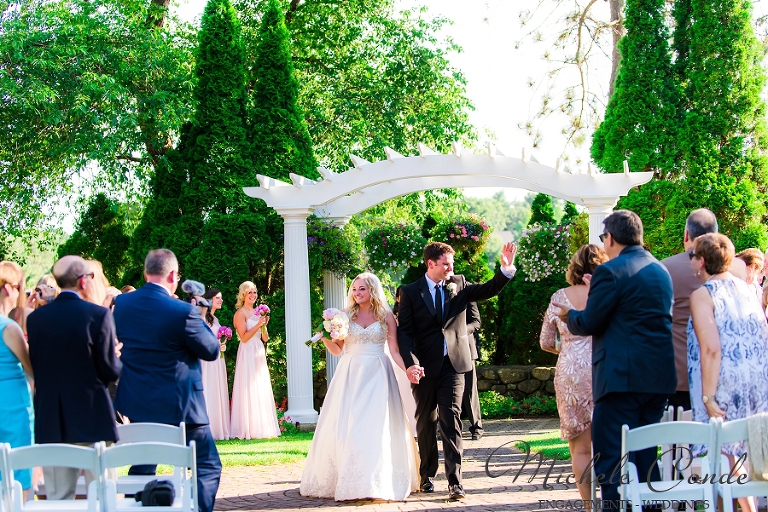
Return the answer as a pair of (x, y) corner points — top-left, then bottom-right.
(300, 273), (419, 501)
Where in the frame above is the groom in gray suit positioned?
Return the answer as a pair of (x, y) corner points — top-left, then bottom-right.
(397, 241), (517, 500)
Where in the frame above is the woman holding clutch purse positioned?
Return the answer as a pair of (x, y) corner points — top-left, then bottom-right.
(539, 243), (607, 503)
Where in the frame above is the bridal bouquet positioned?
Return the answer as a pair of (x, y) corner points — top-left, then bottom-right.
(255, 304), (270, 317)
(217, 326), (233, 341)
(305, 308), (349, 349)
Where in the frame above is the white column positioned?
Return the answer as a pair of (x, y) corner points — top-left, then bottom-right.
(322, 216), (351, 384)
(280, 208), (319, 424)
(583, 199), (619, 246)
(323, 270), (346, 382)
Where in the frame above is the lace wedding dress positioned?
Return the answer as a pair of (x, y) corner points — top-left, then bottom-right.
(300, 321), (419, 501)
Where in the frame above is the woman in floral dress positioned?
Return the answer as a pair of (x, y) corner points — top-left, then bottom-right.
(540, 244), (608, 502)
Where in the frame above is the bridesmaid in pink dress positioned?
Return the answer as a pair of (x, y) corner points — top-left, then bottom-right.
(230, 281), (280, 439)
(201, 288), (230, 440)
(540, 244), (607, 503)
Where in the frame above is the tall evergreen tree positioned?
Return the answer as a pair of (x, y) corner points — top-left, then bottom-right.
(679, 0), (768, 250)
(528, 194), (556, 225)
(591, 0), (679, 175)
(248, 0), (319, 182)
(57, 193), (131, 284)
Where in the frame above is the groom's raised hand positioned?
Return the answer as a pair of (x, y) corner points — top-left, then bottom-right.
(500, 242), (517, 267)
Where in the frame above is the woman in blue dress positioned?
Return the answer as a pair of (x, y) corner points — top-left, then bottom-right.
(689, 234), (768, 512)
(0, 261), (35, 498)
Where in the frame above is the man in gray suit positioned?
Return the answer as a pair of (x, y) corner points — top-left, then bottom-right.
(660, 209), (718, 414)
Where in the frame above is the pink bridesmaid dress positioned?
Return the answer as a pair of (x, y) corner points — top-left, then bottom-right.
(230, 314), (280, 439)
(201, 317), (231, 440)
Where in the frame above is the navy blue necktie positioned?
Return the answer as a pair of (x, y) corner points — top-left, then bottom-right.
(435, 284), (443, 322)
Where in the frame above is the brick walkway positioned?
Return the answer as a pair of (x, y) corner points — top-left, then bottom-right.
(214, 418), (584, 511)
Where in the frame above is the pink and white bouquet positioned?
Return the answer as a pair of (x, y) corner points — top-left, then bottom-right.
(255, 304), (270, 317)
(217, 326), (233, 341)
(306, 308), (349, 348)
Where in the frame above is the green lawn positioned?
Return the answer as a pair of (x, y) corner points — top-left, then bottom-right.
(215, 432), (314, 466)
(513, 430), (571, 461)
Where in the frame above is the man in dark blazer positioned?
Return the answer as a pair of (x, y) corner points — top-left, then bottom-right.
(113, 249), (220, 512)
(555, 210), (676, 509)
(461, 302), (483, 440)
(398, 241), (517, 500)
(27, 255), (122, 500)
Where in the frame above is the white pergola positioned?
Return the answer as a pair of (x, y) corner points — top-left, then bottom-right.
(244, 142), (654, 423)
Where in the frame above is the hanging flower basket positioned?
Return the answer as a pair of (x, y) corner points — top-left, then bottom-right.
(432, 213), (491, 252)
(517, 223), (571, 282)
(306, 217), (360, 278)
(363, 223), (426, 275)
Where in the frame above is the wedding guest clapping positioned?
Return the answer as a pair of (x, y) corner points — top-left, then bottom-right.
(0, 262), (34, 500)
(688, 234), (768, 512)
(541, 244), (608, 503)
(201, 288), (230, 441)
(300, 272), (418, 501)
(28, 274), (58, 309)
(230, 282), (279, 439)
(27, 256), (121, 500)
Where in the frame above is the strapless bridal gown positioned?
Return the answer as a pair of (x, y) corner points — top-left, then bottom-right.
(300, 321), (419, 501)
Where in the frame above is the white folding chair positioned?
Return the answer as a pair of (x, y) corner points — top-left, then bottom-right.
(5, 443), (103, 512)
(673, 407), (705, 481)
(1, 443), (11, 512)
(114, 423), (186, 495)
(620, 420), (716, 508)
(712, 417), (768, 512)
(101, 442), (197, 512)
(658, 405), (675, 481)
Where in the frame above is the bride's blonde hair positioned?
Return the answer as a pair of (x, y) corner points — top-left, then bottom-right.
(345, 273), (390, 333)
(235, 281), (257, 310)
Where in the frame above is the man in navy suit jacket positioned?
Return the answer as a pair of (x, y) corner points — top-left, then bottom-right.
(556, 210), (676, 509)
(28, 255), (122, 500)
(113, 249), (220, 512)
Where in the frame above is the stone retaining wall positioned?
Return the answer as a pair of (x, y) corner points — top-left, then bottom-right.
(312, 364), (555, 410)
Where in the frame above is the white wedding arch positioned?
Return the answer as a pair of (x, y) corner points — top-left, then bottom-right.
(244, 142), (653, 423)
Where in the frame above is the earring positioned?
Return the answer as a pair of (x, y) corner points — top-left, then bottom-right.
(696, 271), (701, 276)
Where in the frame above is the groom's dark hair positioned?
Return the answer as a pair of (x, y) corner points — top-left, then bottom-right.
(424, 242), (455, 265)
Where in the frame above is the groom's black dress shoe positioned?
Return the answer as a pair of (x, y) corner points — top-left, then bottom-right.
(471, 430), (483, 441)
(419, 479), (434, 493)
(448, 484), (466, 500)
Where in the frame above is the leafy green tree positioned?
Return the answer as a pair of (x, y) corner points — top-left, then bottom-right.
(236, 0), (476, 170)
(591, 0), (679, 175)
(57, 193), (131, 284)
(678, 0), (768, 250)
(0, 0), (195, 236)
(528, 194), (556, 225)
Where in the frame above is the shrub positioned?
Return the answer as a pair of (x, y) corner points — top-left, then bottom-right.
(364, 223), (426, 275)
(479, 391), (559, 418)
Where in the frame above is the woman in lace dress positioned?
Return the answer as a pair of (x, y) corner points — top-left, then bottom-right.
(201, 288), (230, 440)
(688, 234), (768, 512)
(230, 281), (279, 439)
(300, 272), (419, 501)
(540, 244), (608, 502)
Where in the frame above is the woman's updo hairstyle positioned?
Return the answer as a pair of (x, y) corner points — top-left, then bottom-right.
(566, 244), (609, 286)
(694, 233), (734, 275)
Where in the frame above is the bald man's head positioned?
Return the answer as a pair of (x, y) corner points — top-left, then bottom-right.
(53, 255), (90, 289)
